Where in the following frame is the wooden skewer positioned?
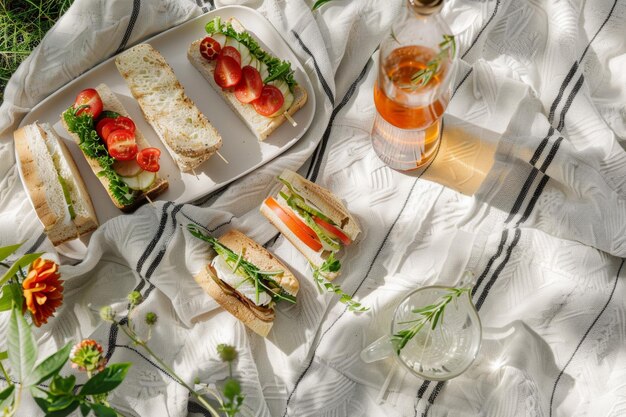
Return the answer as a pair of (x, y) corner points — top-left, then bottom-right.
(191, 167), (200, 180)
(284, 111), (297, 127)
(145, 194), (155, 208)
(216, 150), (229, 164)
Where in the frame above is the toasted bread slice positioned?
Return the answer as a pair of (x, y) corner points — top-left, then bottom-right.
(187, 19), (308, 141)
(14, 122), (98, 245)
(194, 229), (298, 337)
(60, 83), (169, 212)
(260, 170), (361, 280)
(115, 43), (222, 171)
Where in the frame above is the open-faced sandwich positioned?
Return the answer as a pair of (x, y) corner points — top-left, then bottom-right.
(188, 17), (308, 141)
(188, 226), (298, 337)
(260, 170), (361, 280)
(115, 44), (223, 172)
(14, 122), (98, 245)
(60, 84), (168, 212)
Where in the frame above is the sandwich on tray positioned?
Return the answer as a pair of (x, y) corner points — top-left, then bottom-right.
(115, 44), (223, 172)
(188, 16), (307, 141)
(188, 226), (298, 337)
(14, 122), (98, 245)
(260, 169), (361, 280)
(61, 84), (168, 212)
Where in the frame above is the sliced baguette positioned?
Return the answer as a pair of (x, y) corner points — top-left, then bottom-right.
(193, 229), (298, 337)
(187, 19), (308, 141)
(260, 170), (361, 281)
(115, 44), (222, 171)
(14, 122), (98, 246)
(60, 83), (169, 212)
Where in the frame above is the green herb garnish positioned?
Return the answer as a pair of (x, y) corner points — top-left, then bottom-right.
(391, 286), (470, 354)
(409, 34), (456, 88)
(62, 106), (134, 207)
(57, 175), (76, 220)
(277, 177), (336, 225)
(187, 225), (296, 305)
(311, 254), (368, 312)
(205, 17), (297, 91)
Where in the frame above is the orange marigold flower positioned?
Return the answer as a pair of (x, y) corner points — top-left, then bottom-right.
(22, 258), (63, 327)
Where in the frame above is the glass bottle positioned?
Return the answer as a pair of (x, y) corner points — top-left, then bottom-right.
(371, 0), (457, 172)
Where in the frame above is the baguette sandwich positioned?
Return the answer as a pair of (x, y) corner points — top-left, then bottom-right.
(187, 17), (307, 141)
(188, 226), (298, 337)
(115, 44), (223, 172)
(14, 122), (98, 245)
(61, 84), (168, 212)
(260, 170), (361, 280)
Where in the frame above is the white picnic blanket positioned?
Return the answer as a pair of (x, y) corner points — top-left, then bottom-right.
(1, 0), (626, 416)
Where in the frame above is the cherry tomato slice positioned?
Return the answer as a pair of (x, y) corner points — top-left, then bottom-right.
(264, 197), (322, 252)
(73, 88), (103, 119)
(214, 55), (242, 88)
(107, 130), (138, 161)
(96, 117), (115, 139)
(136, 148), (161, 172)
(252, 85), (284, 117)
(98, 116), (137, 144)
(234, 66), (263, 104)
(313, 217), (352, 246)
(200, 36), (221, 61)
(219, 46), (241, 66)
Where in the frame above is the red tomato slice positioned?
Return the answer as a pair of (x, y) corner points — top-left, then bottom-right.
(136, 148), (161, 172)
(234, 66), (263, 104)
(214, 55), (242, 88)
(73, 88), (103, 119)
(107, 130), (138, 161)
(313, 217), (352, 246)
(264, 197), (322, 252)
(200, 36), (221, 61)
(96, 117), (115, 139)
(219, 46), (241, 66)
(252, 85), (284, 117)
(98, 116), (137, 143)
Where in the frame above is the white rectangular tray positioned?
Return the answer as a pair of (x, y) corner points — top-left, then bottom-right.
(19, 5), (315, 238)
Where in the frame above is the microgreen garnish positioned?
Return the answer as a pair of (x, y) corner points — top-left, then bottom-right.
(205, 17), (297, 91)
(408, 34), (455, 88)
(278, 177), (336, 225)
(62, 106), (135, 207)
(311, 254), (369, 312)
(391, 286), (470, 354)
(187, 225), (296, 304)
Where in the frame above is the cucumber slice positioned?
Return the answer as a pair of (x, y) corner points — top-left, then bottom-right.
(113, 159), (143, 177)
(239, 44), (253, 66)
(258, 60), (269, 81)
(224, 36), (239, 49)
(270, 80), (290, 96)
(121, 170), (156, 191)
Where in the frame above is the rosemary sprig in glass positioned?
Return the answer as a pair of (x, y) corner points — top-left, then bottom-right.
(391, 286), (470, 354)
(409, 34), (456, 88)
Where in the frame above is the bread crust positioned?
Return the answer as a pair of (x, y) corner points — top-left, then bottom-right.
(193, 229), (299, 337)
(187, 21), (308, 141)
(115, 43), (222, 171)
(60, 83), (169, 212)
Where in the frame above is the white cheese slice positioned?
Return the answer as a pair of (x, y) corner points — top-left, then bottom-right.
(211, 255), (271, 306)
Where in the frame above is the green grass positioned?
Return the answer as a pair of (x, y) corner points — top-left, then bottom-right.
(0, 0), (74, 103)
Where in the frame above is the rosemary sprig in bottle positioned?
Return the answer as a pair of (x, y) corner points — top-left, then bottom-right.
(409, 34), (456, 88)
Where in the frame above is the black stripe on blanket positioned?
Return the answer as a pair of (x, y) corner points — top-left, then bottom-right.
(136, 202), (174, 275)
(25, 232), (46, 254)
(115, 0), (141, 54)
(307, 58), (372, 182)
(460, 0), (501, 60)
(291, 30), (335, 106)
(548, 258), (623, 417)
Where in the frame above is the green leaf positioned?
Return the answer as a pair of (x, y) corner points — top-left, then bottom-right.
(45, 400), (80, 417)
(0, 253), (43, 286)
(50, 374), (76, 395)
(91, 403), (118, 417)
(0, 351), (7, 360)
(0, 243), (23, 263)
(0, 385), (15, 411)
(47, 395), (76, 412)
(80, 403), (91, 417)
(0, 283), (24, 312)
(312, 0), (335, 10)
(26, 342), (72, 386)
(79, 363), (131, 395)
(8, 305), (37, 383)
